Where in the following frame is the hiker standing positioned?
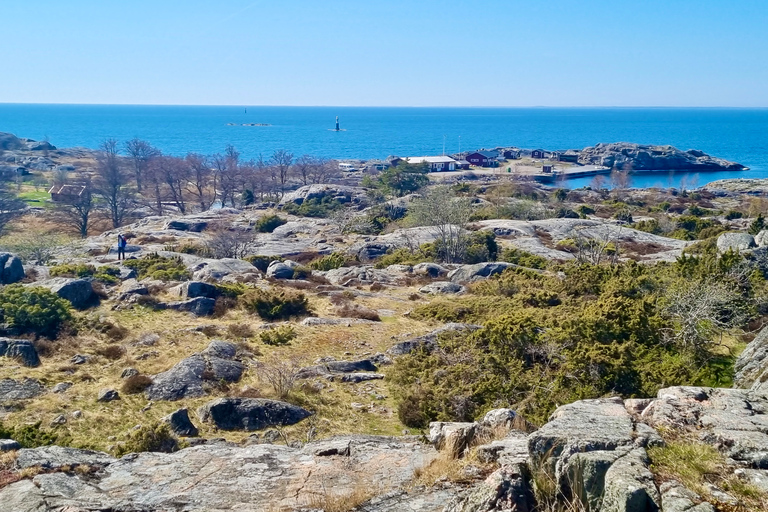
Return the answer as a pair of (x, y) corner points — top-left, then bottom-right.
(117, 234), (126, 260)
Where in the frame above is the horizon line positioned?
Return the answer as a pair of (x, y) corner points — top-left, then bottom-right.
(1, 102), (768, 109)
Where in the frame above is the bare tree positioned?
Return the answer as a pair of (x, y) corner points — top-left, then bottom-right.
(125, 138), (159, 192)
(153, 156), (190, 214)
(410, 185), (474, 263)
(307, 157), (340, 184)
(257, 356), (303, 399)
(571, 225), (621, 266)
(94, 139), (134, 228)
(55, 178), (95, 238)
(205, 226), (258, 259)
(295, 154), (313, 186)
(214, 145), (243, 208)
(270, 149), (294, 199)
(185, 153), (217, 211)
(609, 165), (632, 199)
(0, 186), (27, 234)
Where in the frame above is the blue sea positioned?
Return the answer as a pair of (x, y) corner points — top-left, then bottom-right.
(1, 104), (767, 189)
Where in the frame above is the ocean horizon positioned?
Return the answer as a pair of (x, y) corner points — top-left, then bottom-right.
(2, 104), (767, 189)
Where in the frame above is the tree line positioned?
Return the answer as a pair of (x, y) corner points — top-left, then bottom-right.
(56, 138), (342, 237)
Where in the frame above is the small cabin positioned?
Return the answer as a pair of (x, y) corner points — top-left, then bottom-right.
(542, 165), (554, 173)
(465, 150), (500, 167)
(49, 184), (87, 203)
(531, 149), (546, 159)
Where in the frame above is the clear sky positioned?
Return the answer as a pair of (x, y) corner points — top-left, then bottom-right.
(2, 0), (767, 107)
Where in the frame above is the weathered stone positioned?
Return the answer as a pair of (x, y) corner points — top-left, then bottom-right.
(448, 262), (515, 283)
(413, 262), (448, 278)
(197, 397), (311, 431)
(164, 219), (208, 232)
(51, 382), (73, 394)
(600, 449), (661, 512)
(266, 260), (296, 279)
(0, 378), (45, 402)
(32, 277), (96, 309)
(419, 281), (466, 294)
(189, 258), (261, 282)
(165, 297), (215, 316)
(0, 439), (20, 451)
(97, 388), (119, 402)
(180, 280), (218, 299)
(444, 463), (534, 512)
(659, 480), (715, 512)
(0, 338), (40, 367)
(0, 252), (24, 284)
(735, 325), (768, 389)
(162, 408), (199, 437)
(328, 372), (384, 383)
(429, 422), (478, 455)
(121, 368), (139, 379)
(482, 408), (518, 429)
(716, 232), (756, 253)
(475, 431), (529, 466)
(355, 242), (393, 263)
(15, 445), (115, 469)
(578, 142), (744, 171)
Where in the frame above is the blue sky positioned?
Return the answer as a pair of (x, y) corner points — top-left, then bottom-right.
(2, 0), (767, 106)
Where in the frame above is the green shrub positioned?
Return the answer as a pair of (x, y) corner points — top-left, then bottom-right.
(0, 285), (72, 336)
(577, 205), (595, 217)
(374, 248), (431, 269)
(123, 253), (191, 281)
(309, 252), (347, 271)
(240, 288), (312, 320)
(282, 197), (344, 218)
(614, 208), (634, 223)
(498, 247), (549, 270)
(115, 423), (179, 456)
(215, 282), (248, 298)
(255, 214), (287, 233)
(632, 219), (663, 235)
(725, 210), (744, 220)
(245, 255), (283, 272)
(49, 263), (96, 278)
(749, 214), (765, 235)
(0, 421), (60, 448)
(259, 325), (297, 346)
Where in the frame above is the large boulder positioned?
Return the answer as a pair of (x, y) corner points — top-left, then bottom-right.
(448, 262), (515, 283)
(14, 446), (115, 470)
(197, 397), (311, 430)
(189, 258), (261, 283)
(165, 297), (216, 316)
(179, 281), (218, 299)
(354, 242), (393, 263)
(146, 341), (244, 401)
(0, 253), (24, 284)
(32, 278), (96, 309)
(0, 339), (40, 367)
(162, 408), (199, 437)
(716, 232), (756, 253)
(164, 219), (208, 232)
(419, 281), (465, 294)
(266, 260), (296, 279)
(279, 184), (369, 208)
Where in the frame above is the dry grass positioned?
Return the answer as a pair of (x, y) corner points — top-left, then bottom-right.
(304, 478), (379, 512)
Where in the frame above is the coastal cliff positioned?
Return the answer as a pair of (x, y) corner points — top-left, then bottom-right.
(576, 142), (746, 171)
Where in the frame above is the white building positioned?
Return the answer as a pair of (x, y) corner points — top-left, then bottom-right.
(405, 156), (457, 172)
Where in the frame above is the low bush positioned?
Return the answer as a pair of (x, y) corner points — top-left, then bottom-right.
(49, 263), (96, 278)
(123, 253), (191, 281)
(725, 210), (744, 220)
(115, 423), (179, 456)
(282, 197), (344, 218)
(336, 303), (381, 321)
(227, 323), (255, 339)
(0, 421), (59, 448)
(0, 285), (72, 337)
(245, 255), (283, 272)
(255, 214), (287, 233)
(96, 344), (126, 360)
(497, 247), (549, 270)
(259, 325), (297, 346)
(309, 252), (348, 271)
(240, 288), (312, 320)
(121, 374), (153, 394)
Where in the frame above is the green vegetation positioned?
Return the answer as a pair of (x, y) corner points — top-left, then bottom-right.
(259, 325), (297, 346)
(0, 285), (72, 337)
(363, 161), (429, 197)
(282, 197), (344, 217)
(49, 263), (120, 283)
(123, 253), (191, 281)
(246, 255), (283, 272)
(375, 232), (498, 268)
(240, 287), (312, 320)
(309, 252), (348, 271)
(255, 214), (287, 233)
(392, 252), (762, 427)
(0, 421), (60, 448)
(749, 213), (765, 235)
(115, 423), (179, 456)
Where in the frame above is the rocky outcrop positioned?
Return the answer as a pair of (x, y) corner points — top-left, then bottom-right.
(734, 326), (768, 389)
(0, 252), (24, 284)
(0, 338), (40, 367)
(449, 262), (515, 283)
(279, 184), (369, 208)
(577, 143), (745, 171)
(0, 378), (45, 402)
(0, 436), (441, 512)
(162, 408), (199, 437)
(164, 297), (216, 316)
(197, 397), (312, 430)
(419, 281), (466, 294)
(145, 341), (244, 401)
(14, 446), (115, 470)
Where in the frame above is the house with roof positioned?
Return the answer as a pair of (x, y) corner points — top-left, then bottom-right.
(465, 150), (500, 167)
(49, 184), (87, 203)
(531, 149), (547, 159)
(503, 149), (521, 160)
(555, 150), (580, 163)
(405, 156), (457, 172)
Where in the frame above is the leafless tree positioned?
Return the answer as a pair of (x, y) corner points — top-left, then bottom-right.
(257, 356), (303, 399)
(185, 153), (217, 211)
(125, 138), (160, 192)
(295, 154), (313, 186)
(610, 165), (632, 199)
(205, 225), (258, 259)
(409, 185), (473, 263)
(270, 149), (293, 198)
(214, 145), (243, 208)
(94, 139), (134, 228)
(0, 186), (27, 234)
(153, 155), (190, 214)
(55, 178), (95, 238)
(571, 225), (621, 266)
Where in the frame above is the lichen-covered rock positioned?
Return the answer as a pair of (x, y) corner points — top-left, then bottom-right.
(165, 297), (215, 316)
(197, 397), (311, 431)
(97, 388), (119, 402)
(179, 281), (218, 299)
(716, 232), (756, 253)
(0, 338), (40, 367)
(0, 252), (24, 284)
(600, 448), (661, 512)
(734, 325), (768, 389)
(146, 341), (244, 401)
(419, 281), (465, 294)
(448, 262), (515, 283)
(0, 378), (45, 402)
(15, 445), (115, 470)
(32, 277), (96, 309)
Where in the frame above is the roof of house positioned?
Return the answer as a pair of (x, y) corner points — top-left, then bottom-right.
(467, 150), (499, 158)
(406, 156), (457, 164)
(48, 184), (86, 196)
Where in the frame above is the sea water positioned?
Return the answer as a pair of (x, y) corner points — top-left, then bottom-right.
(1, 104), (766, 189)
